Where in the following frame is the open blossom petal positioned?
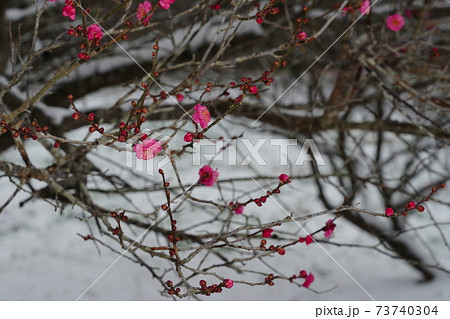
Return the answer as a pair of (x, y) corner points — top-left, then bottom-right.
(386, 14), (405, 31)
(302, 273), (314, 288)
(136, 1), (153, 23)
(230, 202), (244, 214)
(133, 138), (162, 160)
(192, 104), (211, 129)
(159, 0), (175, 10)
(87, 24), (103, 41)
(234, 205), (244, 215)
(360, 0), (371, 15)
(323, 219), (336, 238)
(62, 5), (76, 20)
(199, 165), (219, 186)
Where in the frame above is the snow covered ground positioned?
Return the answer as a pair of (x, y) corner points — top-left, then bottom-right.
(1, 188), (449, 301)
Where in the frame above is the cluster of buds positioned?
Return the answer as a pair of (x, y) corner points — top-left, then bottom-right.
(232, 174), (291, 209)
(1, 119), (47, 140)
(69, 95), (105, 134)
(73, 111), (104, 134)
(152, 43), (159, 59)
(224, 84), (242, 103)
(77, 51), (91, 61)
(31, 120), (48, 135)
(67, 25), (92, 61)
(239, 77), (258, 95)
(112, 227), (121, 236)
(198, 279), (233, 296)
(255, 1), (280, 24)
(170, 219), (177, 232)
(385, 183), (445, 217)
(160, 173), (180, 254)
(338, 2), (357, 14)
(299, 234), (314, 245)
(167, 234), (181, 244)
(151, 40), (160, 73)
(130, 99), (148, 134)
(260, 239), (267, 248)
(289, 270), (315, 287)
(260, 239), (286, 255)
(253, 194), (268, 207)
(110, 211), (128, 222)
(117, 118), (148, 143)
(255, 174), (291, 207)
(166, 280), (181, 296)
(183, 131), (204, 143)
(261, 69), (274, 86)
(67, 24), (84, 38)
(294, 14), (309, 43)
(110, 211), (128, 236)
(204, 82), (213, 93)
(264, 273), (276, 286)
(273, 60), (288, 69)
(69, 22), (103, 60)
(259, 232), (286, 255)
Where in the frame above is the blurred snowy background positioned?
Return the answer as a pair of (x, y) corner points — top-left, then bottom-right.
(1, 0), (450, 300)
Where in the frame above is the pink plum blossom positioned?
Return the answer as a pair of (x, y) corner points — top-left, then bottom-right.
(192, 104), (211, 129)
(133, 138), (162, 160)
(234, 204), (244, 215)
(299, 234), (313, 245)
(159, 0), (175, 10)
(302, 273), (314, 288)
(386, 14), (405, 31)
(199, 165), (219, 186)
(62, 5), (76, 20)
(86, 24), (103, 41)
(323, 219), (336, 238)
(136, 1), (153, 23)
(360, 1), (371, 15)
